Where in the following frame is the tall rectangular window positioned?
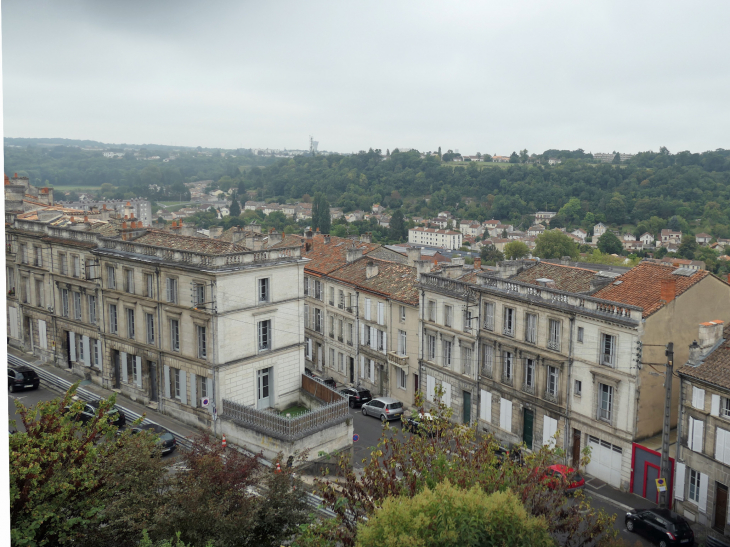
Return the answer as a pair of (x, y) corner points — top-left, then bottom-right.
(259, 278), (269, 303)
(484, 302), (495, 330)
(365, 298), (371, 320)
(328, 286), (334, 306)
(329, 348), (335, 368)
(107, 266), (116, 289)
(329, 315), (334, 336)
(88, 295), (96, 324)
(462, 346), (472, 375)
(194, 283), (205, 307)
(427, 334), (436, 361)
(599, 384), (613, 422)
(338, 319), (343, 340)
(483, 344), (494, 373)
(92, 339), (100, 368)
(400, 305), (406, 322)
(59, 253), (67, 275)
(21, 277), (29, 303)
(377, 329), (384, 351)
(445, 305), (454, 326)
(601, 334), (616, 366)
(338, 290), (344, 309)
(124, 269), (134, 293)
(197, 325), (207, 358)
(548, 319), (561, 351)
(443, 340), (452, 367)
(303, 276), (309, 296)
(200, 376), (208, 398)
(314, 280), (322, 300)
(174, 368), (181, 399)
(146, 274), (154, 298)
(398, 330), (407, 356)
(258, 320), (271, 350)
(503, 351), (513, 381)
(170, 319), (180, 351)
(547, 366), (559, 396)
(525, 359), (535, 387)
(503, 307), (514, 336)
(338, 352), (344, 372)
(398, 368), (407, 390)
(73, 292), (82, 320)
(34, 246), (43, 267)
(347, 323), (353, 345)
(127, 308), (135, 339)
(35, 279), (44, 308)
(314, 308), (322, 332)
(109, 304), (118, 334)
(20, 244), (27, 264)
(688, 469), (700, 503)
(166, 278), (178, 303)
(525, 314), (537, 344)
(73, 256), (81, 278)
(428, 301), (435, 322)
(146, 313), (155, 344)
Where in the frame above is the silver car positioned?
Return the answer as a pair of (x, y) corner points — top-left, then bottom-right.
(361, 397), (404, 423)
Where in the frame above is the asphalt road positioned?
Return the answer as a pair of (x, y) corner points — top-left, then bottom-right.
(7, 382), (181, 462)
(350, 406), (651, 546)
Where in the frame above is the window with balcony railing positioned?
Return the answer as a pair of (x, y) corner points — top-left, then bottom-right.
(462, 347), (472, 376)
(525, 314), (537, 344)
(502, 351), (513, 385)
(483, 302), (494, 331)
(548, 319), (561, 351)
(523, 359), (535, 394)
(483, 344), (494, 378)
(545, 366), (559, 402)
(503, 308), (515, 337)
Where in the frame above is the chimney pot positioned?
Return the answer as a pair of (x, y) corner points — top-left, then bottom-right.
(474, 257), (482, 269)
(84, 215), (88, 223)
(366, 261), (379, 279)
(407, 246), (421, 266)
(70, 216), (75, 223)
(660, 278), (677, 303)
(122, 221), (127, 229)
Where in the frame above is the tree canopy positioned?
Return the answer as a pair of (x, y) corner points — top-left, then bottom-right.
(533, 230), (579, 259)
(504, 240), (530, 260)
(596, 231), (623, 255)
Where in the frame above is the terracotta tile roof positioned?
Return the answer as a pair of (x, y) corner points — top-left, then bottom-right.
(329, 258), (419, 305)
(592, 262), (712, 318)
(303, 234), (380, 276)
(267, 234), (304, 249)
(132, 230), (247, 254)
(511, 262), (599, 293)
(678, 324), (730, 390)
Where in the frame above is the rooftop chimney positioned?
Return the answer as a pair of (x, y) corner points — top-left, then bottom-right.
(451, 256), (465, 266)
(323, 234), (330, 245)
(70, 216), (75, 223)
(687, 340), (702, 366)
(699, 320), (724, 351)
(366, 261), (379, 279)
(360, 232), (372, 244)
(304, 229), (313, 240)
(415, 259), (433, 281)
(407, 247), (421, 266)
(660, 278), (676, 303)
(83, 215), (88, 223)
(268, 229), (283, 246)
(560, 256), (572, 266)
(536, 278), (557, 289)
(209, 226), (223, 239)
(474, 257), (482, 270)
(346, 244), (363, 263)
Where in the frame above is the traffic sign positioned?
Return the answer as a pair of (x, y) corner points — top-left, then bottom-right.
(353, 434), (360, 442)
(655, 478), (667, 492)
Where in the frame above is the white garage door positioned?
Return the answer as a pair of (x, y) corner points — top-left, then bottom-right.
(586, 435), (623, 488)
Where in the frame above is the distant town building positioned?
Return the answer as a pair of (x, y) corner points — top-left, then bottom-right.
(59, 198), (152, 226)
(593, 152), (634, 163)
(408, 227), (463, 250)
(695, 233), (712, 246)
(594, 223), (608, 238)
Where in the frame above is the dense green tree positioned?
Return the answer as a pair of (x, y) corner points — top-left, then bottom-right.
(389, 209), (406, 241)
(678, 235), (699, 259)
(229, 195), (241, 217)
(597, 231), (624, 255)
(480, 244), (504, 265)
(509, 151), (519, 163)
(534, 230), (579, 259)
(504, 240), (530, 259)
(612, 152), (621, 164)
(357, 483), (553, 547)
(557, 197), (582, 225)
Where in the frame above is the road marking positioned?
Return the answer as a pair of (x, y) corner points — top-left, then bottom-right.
(588, 491), (633, 512)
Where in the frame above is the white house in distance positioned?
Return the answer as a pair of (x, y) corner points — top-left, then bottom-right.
(695, 233), (712, 246)
(534, 211), (557, 224)
(640, 232), (655, 246)
(408, 227), (463, 250)
(594, 223), (608, 238)
(623, 233), (636, 242)
(660, 229), (682, 246)
(571, 228), (587, 243)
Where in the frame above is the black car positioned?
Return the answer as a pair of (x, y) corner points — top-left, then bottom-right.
(8, 367), (40, 392)
(404, 413), (435, 436)
(340, 387), (372, 408)
(625, 508), (694, 547)
(65, 400), (127, 428)
(131, 423), (176, 455)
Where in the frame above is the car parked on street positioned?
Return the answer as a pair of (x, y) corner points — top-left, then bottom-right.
(8, 367), (40, 392)
(541, 464), (585, 495)
(63, 399), (127, 428)
(624, 508), (694, 547)
(339, 386), (372, 408)
(404, 412), (434, 436)
(130, 423), (177, 455)
(361, 397), (404, 423)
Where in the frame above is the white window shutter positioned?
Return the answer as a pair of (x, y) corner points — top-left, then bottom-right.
(303, 304), (309, 328)
(378, 302), (384, 325)
(38, 320), (47, 350)
(180, 370), (187, 405)
(164, 365), (170, 398)
(135, 356), (142, 388)
(673, 462), (685, 501)
(360, 355), (365, 379)
(69, 332), (77, 362)
(9, 307), (18, 339)
(206, 377), (213, 408)
(360, 322), (364, 343)
(692, 387), (705, 410)
(500, 398), (511, 431)
(427, 375), (435, 402)
(543, 416), (557, 448)
(370, 327), (376, 350)
(383, 332), (387, 353)
(443, 382), (451, 407)
(725, 428), (730, 466)
(82, 336), (90, 367)
(699, 472), (708, 514)
(190, 373), (197, 408)
(711, 394), (721, 417)
(480, 390), (491, 422)
(692, 418), (704, 453)
(121, 352), (127, 383)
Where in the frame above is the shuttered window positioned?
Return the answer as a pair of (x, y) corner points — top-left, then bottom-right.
(109, 304), (118, 333)
(197, 325), (207, 358)
(170, 319), (180, 351)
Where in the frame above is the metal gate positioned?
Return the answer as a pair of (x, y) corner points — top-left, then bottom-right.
(630, 443), (674, 508)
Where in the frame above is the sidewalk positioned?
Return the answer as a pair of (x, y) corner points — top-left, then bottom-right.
(583, 475), (657, 512)
(7, 346), (202, 442)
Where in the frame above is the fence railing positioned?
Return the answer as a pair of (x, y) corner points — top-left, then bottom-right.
(222, 379), (348, 442)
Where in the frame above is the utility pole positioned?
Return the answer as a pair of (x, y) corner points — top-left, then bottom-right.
(658, 342), (674, 508)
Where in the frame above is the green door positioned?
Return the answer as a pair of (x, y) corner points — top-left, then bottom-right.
(463, 391), (471, 424)
(523, 409), (534, 450)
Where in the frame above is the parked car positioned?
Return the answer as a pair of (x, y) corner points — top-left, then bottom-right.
(130, 423), (176, 455)
(361, 397), (404, 423)
(64, 399), (127, 428)
(541, 464), (585, 494)
(8, 367), (40, 392)
(624, 508), (694, 547)
(339, 386), (372, 408)
(404, 413), (434, 436)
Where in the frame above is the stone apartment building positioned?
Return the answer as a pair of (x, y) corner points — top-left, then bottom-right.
(60, 198), (153, 227)
(301, 232), (424, 408)
(418, 260), (730, 492)
(675, 321), (730, 541)
(408, 227), (463, 250)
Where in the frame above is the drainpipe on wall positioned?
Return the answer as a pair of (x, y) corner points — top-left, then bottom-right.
(565, 315), (575, 466)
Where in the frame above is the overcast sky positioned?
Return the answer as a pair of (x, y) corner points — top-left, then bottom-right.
(2, 1), (729, 155)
